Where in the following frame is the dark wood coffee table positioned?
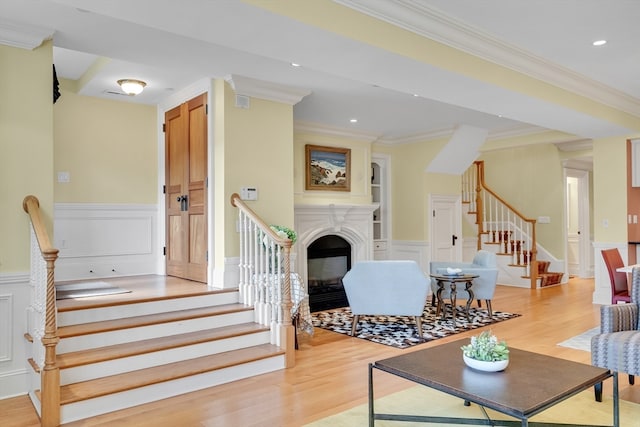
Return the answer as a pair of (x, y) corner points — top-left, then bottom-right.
(369, 339), (618, 426)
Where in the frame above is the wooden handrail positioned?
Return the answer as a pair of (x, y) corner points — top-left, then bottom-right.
(23, 195), (60, 427)
(474, 162), (538, 289)
(230, 193), (293, 250)
(230, 193), (295, 367)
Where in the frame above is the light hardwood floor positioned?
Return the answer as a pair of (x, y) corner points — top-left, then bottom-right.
(2, 277), (639, 426)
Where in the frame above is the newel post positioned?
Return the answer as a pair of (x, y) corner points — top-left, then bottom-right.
(281, 246), (295, 367)
(40, 249), (60, 427)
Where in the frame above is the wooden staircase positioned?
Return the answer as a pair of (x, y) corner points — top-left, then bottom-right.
(27, 277), (286, 424)
(462, 161), (564, 288)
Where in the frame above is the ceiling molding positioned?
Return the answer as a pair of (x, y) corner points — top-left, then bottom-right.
(227, 74), (311, 106)
(335, 0), (640, 117)
(294, 120), (380, 142)
(554, 139), (593, 152)
(0, 18), (53, 50)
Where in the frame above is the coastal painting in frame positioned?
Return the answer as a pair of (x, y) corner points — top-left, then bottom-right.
(305, 145), (351, 191)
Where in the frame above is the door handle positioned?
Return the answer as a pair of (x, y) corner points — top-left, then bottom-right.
(452, 235), (458, 246)
(176, 195), (188, 211)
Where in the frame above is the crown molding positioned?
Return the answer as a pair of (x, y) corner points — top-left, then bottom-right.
(0, 18), (53, 50)
(335, 0), (640, 117)
(227, 74), (311, 105)
(294, 120), (380, 142)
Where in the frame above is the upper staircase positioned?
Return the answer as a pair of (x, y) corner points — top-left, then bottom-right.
(22, 195), (296, 425)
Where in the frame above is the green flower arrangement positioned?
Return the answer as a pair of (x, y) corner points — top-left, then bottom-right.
(270, 225), (297, 245)
(461, 331), (509, 362)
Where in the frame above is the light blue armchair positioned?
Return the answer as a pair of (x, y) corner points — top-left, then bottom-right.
(430, 250), (499, 317)
(342, 260), (429, 338)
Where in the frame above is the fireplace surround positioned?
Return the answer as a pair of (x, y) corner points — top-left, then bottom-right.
(294, 203), (378, 310)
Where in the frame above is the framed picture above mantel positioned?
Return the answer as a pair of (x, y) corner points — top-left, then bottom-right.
(305, 144), (351, 192)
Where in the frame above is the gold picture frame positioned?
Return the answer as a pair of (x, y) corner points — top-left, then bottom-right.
(305, 145), (351, 191)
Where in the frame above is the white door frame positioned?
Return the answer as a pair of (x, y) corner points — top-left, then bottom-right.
(564, 166), (592, 278)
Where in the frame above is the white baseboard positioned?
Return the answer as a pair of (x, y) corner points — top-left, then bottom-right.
(0, 368), (29, 399)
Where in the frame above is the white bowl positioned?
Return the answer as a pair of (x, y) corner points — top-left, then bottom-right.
(463, 355), (509, 372)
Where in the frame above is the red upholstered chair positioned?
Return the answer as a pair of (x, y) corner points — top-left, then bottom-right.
(601, 248), (631, 304)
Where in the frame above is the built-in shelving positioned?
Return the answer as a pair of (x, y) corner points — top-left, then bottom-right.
(371, 154), (389, 259)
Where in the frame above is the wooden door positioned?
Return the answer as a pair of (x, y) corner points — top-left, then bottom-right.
(165, 93), (208, 282)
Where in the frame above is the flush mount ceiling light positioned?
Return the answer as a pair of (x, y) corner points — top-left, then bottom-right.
(592, 39), (607, 46)
(117, 79), (146, 96)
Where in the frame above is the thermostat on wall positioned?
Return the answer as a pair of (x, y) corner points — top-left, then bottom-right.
(241, 187), (258, 201)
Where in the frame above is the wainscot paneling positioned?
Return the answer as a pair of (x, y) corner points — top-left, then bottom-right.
(0, 273), (30, 399)
(389, 240), (430, 274)
(54, 204), (160, 281)
(593, 241), (627, 305)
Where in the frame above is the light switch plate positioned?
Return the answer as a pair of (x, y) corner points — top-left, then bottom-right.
(240, 187), (258, 201)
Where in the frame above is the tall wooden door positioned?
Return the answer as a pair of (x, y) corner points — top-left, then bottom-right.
(165, 93), (208, 282)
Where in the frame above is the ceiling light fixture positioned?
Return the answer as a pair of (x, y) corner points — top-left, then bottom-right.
(592, 39), (607, 46)
(291, 62), (301, 67)
(117, 79), (147, 96)
(350, 118), (358, 123)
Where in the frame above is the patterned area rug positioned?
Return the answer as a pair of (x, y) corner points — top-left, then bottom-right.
(311, 303), (520, 349)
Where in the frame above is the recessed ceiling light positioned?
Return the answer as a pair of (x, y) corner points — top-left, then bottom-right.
(413, 94), (419, 97)
(592, 40), (607, 46)
(291, 62), (301, 67)
(350, 118), (358, 123)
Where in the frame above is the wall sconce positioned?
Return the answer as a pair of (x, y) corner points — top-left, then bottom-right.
(117, 79), (146, 96)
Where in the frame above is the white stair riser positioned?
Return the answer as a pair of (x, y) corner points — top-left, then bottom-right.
(60, 330), (272, 385)
(60, 355), (286, 424)
(58, 292), (239, 326)
(58, 310), (255, 353)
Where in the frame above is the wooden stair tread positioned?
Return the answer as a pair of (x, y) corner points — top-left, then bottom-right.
(58, 344), (284, 404)
(58, 303), (252, 338)
(56, 287), (238, 312)
(57, 322), (269, 369)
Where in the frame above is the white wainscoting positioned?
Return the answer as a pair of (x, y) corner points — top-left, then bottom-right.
(0, 273), (30, 399)
(389, 240), (430, 274)
(592, 242), (627, 305)
(54, 203), (160, 281)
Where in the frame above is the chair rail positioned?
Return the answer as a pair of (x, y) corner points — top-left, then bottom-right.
(23, 195), (60, 427)
(230, 193), (295, 367)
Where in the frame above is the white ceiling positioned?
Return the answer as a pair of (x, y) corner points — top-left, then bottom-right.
(2, 0), (639, 144)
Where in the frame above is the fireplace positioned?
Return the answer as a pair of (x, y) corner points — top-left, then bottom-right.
(307, 235), (351, 312)
(294, 203), (378, 311)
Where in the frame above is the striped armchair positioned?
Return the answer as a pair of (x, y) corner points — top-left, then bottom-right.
(590, 266), (640, 401)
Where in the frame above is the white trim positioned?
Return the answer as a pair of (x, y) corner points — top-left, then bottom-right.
(0, 272), (29, 286)
(335, 0), (640, 117)
(227, 74), (311, 105)
(0, 18), (53, 50)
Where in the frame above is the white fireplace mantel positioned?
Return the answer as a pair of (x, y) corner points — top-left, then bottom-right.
(294, 203), (378, 284)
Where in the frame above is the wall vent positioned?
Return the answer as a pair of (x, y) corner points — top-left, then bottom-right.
(235, 94), (250, 109)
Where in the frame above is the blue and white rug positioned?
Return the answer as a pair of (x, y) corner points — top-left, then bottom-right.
(557, 327), (599, 352)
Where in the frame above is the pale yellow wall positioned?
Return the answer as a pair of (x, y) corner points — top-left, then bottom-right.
(294, 132), (372, 205)
(593, 136), (628, 242)
(54, 81), (157, 203)
(0, 42), (54, 272)
(479, 144), (565, 257)
(218, 81), (295, 257)
(376, 138), (460, 242)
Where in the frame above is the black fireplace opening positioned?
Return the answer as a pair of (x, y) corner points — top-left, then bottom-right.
(307, 235), (351, 312)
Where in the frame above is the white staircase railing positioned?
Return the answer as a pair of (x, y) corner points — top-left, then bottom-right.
(230, 193), (295, 367)
(462, 162), (538, 288)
